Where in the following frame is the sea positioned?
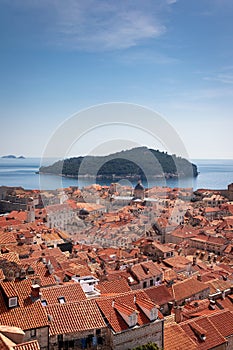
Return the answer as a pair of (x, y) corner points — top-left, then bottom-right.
(0, 158), (233, 191)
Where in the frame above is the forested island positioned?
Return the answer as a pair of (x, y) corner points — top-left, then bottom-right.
(1, 155), (25, 159)
(39, 147), (198, 180)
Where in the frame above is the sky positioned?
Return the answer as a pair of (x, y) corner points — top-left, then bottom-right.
(0, 0), (233, 159)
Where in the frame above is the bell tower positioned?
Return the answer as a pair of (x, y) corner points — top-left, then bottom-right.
(27, 197), (35, 223)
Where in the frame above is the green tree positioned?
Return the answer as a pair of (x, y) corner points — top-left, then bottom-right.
(131, 342), (162, 350)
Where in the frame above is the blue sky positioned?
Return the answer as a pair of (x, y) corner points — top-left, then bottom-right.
(0, 0), (233, 159)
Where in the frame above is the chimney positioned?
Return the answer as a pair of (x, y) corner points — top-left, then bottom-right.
(193, 256), (197, 266)
(209, 300), (216, 310)
(31, 284), (41, 301)
(197, 274), (202, 282)
(119, 247), (122, 260)
(112, 299), (115, 308)
(174, 305), (183, 323)
(47, 260), (54, 275)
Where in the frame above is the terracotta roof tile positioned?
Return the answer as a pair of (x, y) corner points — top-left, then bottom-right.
(0, 279), (49, 331)
(41, 283), (86, 305)
(215, 295), (233, 311)
(7, 211), (27, 222)
(130, 261), (162, 281)
(171, 277), (209, 302)
(208, 310), (233, 337)
(144, 285), (174, 306)
(0, 231), (17, 245)
(0, 269), (5, 280)
(96, 279), (131, 295)
(13, 340), (41, 350)
(114, 301), (137, 316)
(164, 323), (198, 350)
(205, 279), (232, 294)
(29, 262), (57, 287)
(0, 252), (20, 264)
(0, 281), (18, 298)
(45, 299), (106, 336)
(96, 290), (160, 333)
(180, 316), (226, 350)
(163, 256), (191, 270)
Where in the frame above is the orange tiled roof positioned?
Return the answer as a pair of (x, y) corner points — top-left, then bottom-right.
(0, 297), (49, 331)
(114, 301), (137, 316)
(163, 256), (191, 270)
(171, 277), (209, 302)
(180, 315), (226, 350)
(45, 299), (106, 336)
(41, 283), (86, 305)
(216, 295), (233, 312)
(27, 262), (56, 287)
(13, 340), (41, 350)
(151, 241), (174, 253)
(0, 231), (17, 245)
(182, 299), (213, 318)
(144, 285), (174, 306)
(0, 280), (49, 331)
(205, 278), (232, 294)
(164, 323), (198, 350)
(130, 261), (162, 281)
(7, 211), (27, 222)
(0, 269), (5, 280)
(96, 290), (160, 333)
(0, 252), (20, 264)
(0, 281), (18, 298)
(96, 278), (131, 295)
(136, 297), (157, 311)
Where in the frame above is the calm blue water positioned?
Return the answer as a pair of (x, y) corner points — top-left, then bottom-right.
(0, 158), (232, 190)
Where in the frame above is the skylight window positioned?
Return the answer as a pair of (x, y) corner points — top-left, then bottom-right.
(8, 297), (18, 308)
(58, 296), (66, 304)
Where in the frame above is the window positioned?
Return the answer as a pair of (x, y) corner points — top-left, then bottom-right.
(96, 329), (101, 336)
(58, 296), (66, 304)
(143, 281), (147, 288)
(150, 279), (154, 286)
(30, 329), (36, 337)
(58, 334), (63, 347)
(9, 297), (18, 308)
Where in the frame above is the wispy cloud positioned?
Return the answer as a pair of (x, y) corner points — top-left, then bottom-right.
(203, 66), (233, 85)
(166, 0), (177, 4)
(115, 49), (179, 65)
(204, 75), (233, 85)
(6, 0), (176, 51)
(49, 0), (168, 51)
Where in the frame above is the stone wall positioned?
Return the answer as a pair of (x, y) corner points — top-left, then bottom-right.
(111, 319), (164, 350)
(49, 328), (109, 350)
(24, 326), (49, 350)
(0, 200), (27, 213)
(226, 335), (233, 350)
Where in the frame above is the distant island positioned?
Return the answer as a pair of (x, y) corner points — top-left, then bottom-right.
(1, 155), (25, 159)
(39, 147), (198, 180)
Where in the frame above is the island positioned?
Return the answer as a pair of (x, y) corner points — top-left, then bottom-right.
(39, 147), (198, 180)
(1, 155), (25, 159)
